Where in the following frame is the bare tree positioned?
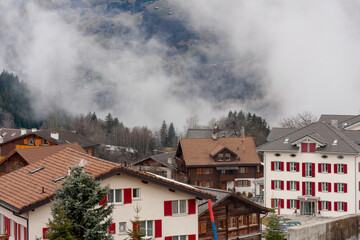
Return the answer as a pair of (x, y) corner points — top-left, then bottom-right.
(279, 111), (318, 128)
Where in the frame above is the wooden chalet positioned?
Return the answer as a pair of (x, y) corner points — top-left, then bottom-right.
(0, 128), (98, 159)
(197, 187), (270, 240)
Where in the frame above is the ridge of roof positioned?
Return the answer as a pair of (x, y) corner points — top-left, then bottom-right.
(324, 123), (360, 153)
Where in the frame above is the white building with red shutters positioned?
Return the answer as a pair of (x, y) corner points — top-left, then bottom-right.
(0, 147), (215, 240)
(257, 116), (360, 217)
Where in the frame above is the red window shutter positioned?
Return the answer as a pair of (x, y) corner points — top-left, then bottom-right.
(24, 226), (27, 240)
(271, 180), (274, 190)
(165, 237), (173, 240)
(301, 143), (308, 152)
(334, 183), (338, 192)
(311, 182), (315, 196)
(271, 199), (275, 208)
(344, 202), (348, 212)
(296, 200), (300, 209)
(287, 199), (290, 209)
(328, 202), (331, 211)
(17, 224), (20, 240)
(281, 181), (284, 190)
(344, 164), (347, 174)
(280, 162), (284, 171)
(334, 164), (338, 174)
(287, 181), (290, 191)
(164, 201), (172, 216)
(318, 201), (322, 211)
(302, 182), (305, 195)
(133, 223), (140, 232)
(318, 163), (321, 173)
(296, 162), (300, 172)
(318, 182), (322, 192)
(108, 223), (116, 234)
(155, 220), (162, 238)
(43, 227), (50, 239)
(287, 162), (290, 171)
(328, 183), (331, 192)
(281, 199), (284, 208)
(359, 162), (360, 172)
(334, 202), (338, 211)
(302, 163), (306, 177)
(328, 164), (331, 173)
(297, 181), (300, 191)
(188, 234), (196, 240)
(309, 143), (316, 152)
(124, 188), (132, 204)
(312, 163), (315, 177)
(99, 195), (107, 206)
(4, 217), (10, 236)
(271, 161), (274, 171)
(14, 222), (17, 240)
(188, 199), (196, 214)
(344, 184), (347, 193)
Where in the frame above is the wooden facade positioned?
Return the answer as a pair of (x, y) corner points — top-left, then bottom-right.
(0, 153), (27, 176)
(199, 194), (269, 240)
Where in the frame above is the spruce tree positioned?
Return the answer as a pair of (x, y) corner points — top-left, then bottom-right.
(47, 206), (77, 240)
(167, 123), (176, 147)
(127, 204), (146, 240)
(262, 214), (285, 240)
(48, 166), (114, 240)
(160, 120), (167, 148)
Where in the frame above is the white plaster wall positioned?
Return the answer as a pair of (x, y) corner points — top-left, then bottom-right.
(264, 148), (358, 217)
(28, 203), (51, 239)
(234, 178), (256, 195)
(0, 206), (28, 239)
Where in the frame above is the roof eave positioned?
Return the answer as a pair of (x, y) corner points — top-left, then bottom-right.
(0, 200), (20, 213)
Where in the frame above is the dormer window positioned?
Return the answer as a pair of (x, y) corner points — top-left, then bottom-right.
(225, 153), (231, 161)
(218, 154), (224, 161)
(301, 143), (316, 153)
(332, 139), (338, 145)
(283, 138), (289, 144)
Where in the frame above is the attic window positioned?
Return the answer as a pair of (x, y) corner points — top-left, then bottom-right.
(321, 155), (328, 159)
(29, 167), (44, 174)
(274, 153), (281, 157)
(290, 154), (296, 158)
(332, 139), (338, 145)
(337, 155), (344, 159)
(283, 138), (289, 144)
(28, 138), (34, 146)
(53, 175), (67, 183)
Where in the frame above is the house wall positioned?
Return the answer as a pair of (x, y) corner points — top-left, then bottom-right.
(27, 173), (199, 240)
(264, 147), (359, 217)
(0, 206), (28, 239)
(0, 154), (28, 176)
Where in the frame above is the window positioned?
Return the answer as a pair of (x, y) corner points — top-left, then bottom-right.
(27, 138), (34, 146)
(238, 215), (247, 226)
(304, 182), (312, 196)
(289, 181), (297, 191)
(41, 139), (48, 145)
(289, 200), (297, 209)
(119, 222), (126, 233)
(237, 180), (249, 187)
(133, 188), (140, 199)
(274, 199), (280, 208)
(321, 164), (328, 173)
(108, 189), (122, 204)
(337, 183), (345, 193)
(305, 163), (313, 177)
(230, 216), (237, 228)
(173, 236), (187, 240)
(239, 167), (246, 173)
(172, 200), (186, 215)
(218, 154), (223, 161)
(196, 168), (202, 174)
(321, 182), (330, 192)
(199, 222), (207, 234)
(274, 162), (281, 171)
(321, 201), (329, 211)
(290, 162), (297, 172)
(250, 213), (258, 224)
(217, 219), (225, 230)
(225, 153), (231, 161)
(337, 202), (345, 211)
(301, 143), (316, 152)
(274, 180), (281, 190)
(337, 164), (345, 174)
(140, 220), (153, 237)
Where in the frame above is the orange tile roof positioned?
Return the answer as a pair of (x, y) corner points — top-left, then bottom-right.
(0, 148), (215, 213)
(179, 137), (261, 166)
(0, 143), (87, 165)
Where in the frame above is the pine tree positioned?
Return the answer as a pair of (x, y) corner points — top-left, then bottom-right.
(127, 204), (146, 240)
(166, 123), (176, 147)
(47, 205), (78, 240)
(262, 214), (285, 240)
(160, 120), (167, 148)
(48, 166), (114, 240)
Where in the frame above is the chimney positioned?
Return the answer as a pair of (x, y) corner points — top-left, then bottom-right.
(31, 128), (37, 132)
(167, 158), (173, 165)
(0, 135), (3, 144)
(51, 132), (59, 140)
(330, 120), (338, 129)
(20, 128), (27, 135)
(212, 133), (217, 140)
(41, 187), (45, 194)
(213, 122), (219, 133)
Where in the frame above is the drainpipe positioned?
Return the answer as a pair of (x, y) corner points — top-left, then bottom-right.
(13, 212), (28, 240)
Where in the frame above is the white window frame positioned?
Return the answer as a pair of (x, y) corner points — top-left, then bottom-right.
(274, 162), (281, 171)
(321, 201), (329, 211)
(321, 182), (329, 192)
(218, 154), (224, 161)
(289, 162), (297, 172)
(337, 183), (344, 193)
(225, 153), (231, 161)
(119, 222), (127, 234)
(305, 182), (312, 195)
(321, 163), (328, 173)
(140, 220), (154, 238)
(108, 189), (123, 204)
(289, 181), (297, 191)
(239, 167), (246, 173)
(305, 163), (312, 177)
(290, 199), (297, 209)
(133, 188), (140, 199)
(274, 199), (280, 208)
(337, 164), (344, 174)
(337, 202), (345, 211)
(274, 180), (281, 190)
(172, 200), (187, 215)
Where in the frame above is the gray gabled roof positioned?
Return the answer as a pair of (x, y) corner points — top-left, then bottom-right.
(318, 114), (356, 125)
(185, 128), (238, 139)
(267, 128), (297, 141)
(132, 151), (176, 169)
(257, 122), (360, 154)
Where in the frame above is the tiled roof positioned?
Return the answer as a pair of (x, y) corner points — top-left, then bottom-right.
(0, 148), (215, 213)
(185, 128), (238, 139)
(0, 128), (31, 143)
(132, 151), (176, 169)
(267, 128), (297, 141)
(178, 137), (261, 166)
(257, 122), (360, 154)
(0, 143), (87, 165)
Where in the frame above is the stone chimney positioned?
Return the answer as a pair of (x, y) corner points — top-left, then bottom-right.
(20, 128), (27, 135)
(51, 132), (59, 140)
